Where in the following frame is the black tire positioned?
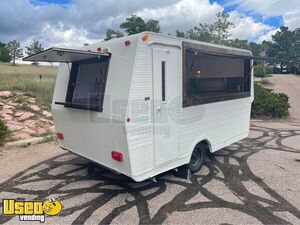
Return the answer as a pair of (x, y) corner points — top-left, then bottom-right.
(188, 143), (206, 173)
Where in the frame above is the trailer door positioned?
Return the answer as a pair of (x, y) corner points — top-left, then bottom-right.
(153, 47), (180, 166)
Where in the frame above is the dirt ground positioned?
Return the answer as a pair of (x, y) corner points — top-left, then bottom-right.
(265, 74), (300, 121)
(0, 74), (299, 225)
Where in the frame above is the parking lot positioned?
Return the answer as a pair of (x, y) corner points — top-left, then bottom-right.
(0, 75), (300, 224)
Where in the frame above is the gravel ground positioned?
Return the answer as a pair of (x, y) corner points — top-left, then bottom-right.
(0, 74), (299, 225)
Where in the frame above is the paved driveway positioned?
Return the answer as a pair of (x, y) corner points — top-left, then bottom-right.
(265, 74), (300, 122)
(0, 75), (300, 225)
(0, 120), (300, 225)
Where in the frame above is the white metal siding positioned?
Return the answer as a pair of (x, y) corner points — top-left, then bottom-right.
(179, 97), (251, 156)
(126, 41), (155, 176)
(53, 32), (253, 181)
(52, 37), (139, 177)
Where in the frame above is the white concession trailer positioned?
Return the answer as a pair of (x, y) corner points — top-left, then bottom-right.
(24, 32), (254, 182)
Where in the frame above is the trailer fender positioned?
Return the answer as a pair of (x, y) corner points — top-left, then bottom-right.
(188, 137), (212, 159)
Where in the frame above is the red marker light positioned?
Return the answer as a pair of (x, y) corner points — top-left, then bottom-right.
(124, 40), (131, 46)
(56, 132), (64, 140)
(97, 47), (101, 52)
(111, 151), (123, 162)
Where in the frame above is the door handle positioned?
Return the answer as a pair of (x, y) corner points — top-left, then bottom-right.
(157, 106), (162, 112)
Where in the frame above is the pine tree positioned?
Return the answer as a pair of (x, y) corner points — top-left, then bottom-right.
(25, 39), (43, 65)
(7, 40), (23, 66)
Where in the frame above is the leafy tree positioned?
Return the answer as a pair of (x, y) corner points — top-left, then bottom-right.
(176, 11), (267, 57)
(120, 15), (160, 35)
(0, 42), (11, 62)
(185, 29), (202, 41)
(25, 39), (43, 65)
(120, 15), (147, 35)
(225, 30), (300, 72)
(227, 39), (249, 50)
(176, 30), (185, 38)
(212, 12), (234, 42)
(225, 39), (266, 57)
(187, 12), (234, 44)
(105, 29), (124, 41)
(272, 26), (293, 67)
(249, 42), (264, 56)
(145, 19), (160, 33)
(7, 40), (23, 66)
(258, 40), (278, 68)
(190, 24), (213, 43)
(293, 28), (300, 74)
(265, 26), (297, 73)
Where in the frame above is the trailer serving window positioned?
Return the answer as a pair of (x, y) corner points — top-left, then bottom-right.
(65, 57), (110, 111)
(23, 47), (111, 112)
(182, 42), (251, 107)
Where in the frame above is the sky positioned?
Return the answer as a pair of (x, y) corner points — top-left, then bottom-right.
(0, 0), (299, 51)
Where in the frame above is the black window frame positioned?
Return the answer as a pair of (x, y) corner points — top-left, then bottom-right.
(62, 56), (110, 112)
(182, 42), (252, 107)
(161, 61), (166, 102)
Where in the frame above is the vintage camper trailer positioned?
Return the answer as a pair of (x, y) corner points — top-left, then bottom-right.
(24, 32), (254, 182)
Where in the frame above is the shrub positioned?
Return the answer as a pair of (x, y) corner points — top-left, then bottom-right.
(254, 65), (273, 78)
(0, 118), (10, 146)
(251, 83), (290, 118)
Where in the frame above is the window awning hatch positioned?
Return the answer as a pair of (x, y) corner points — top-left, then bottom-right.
(23, 47), (110, 63)
(186, 49), (270, 61)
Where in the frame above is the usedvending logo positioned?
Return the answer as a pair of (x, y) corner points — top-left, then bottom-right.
(2, 198), (62, 223)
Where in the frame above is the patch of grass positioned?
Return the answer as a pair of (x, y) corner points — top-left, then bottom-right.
(0, 63), (57, 110)
(37, 134), (55, 144)
(14, 95), (28, 104)
(31, 130), (53, 138)
(0, 118), (10, 146)
(15, 102), (31, 111)
(252, 83), (290, 118)
(15, 102), (42, 117)
(260, 78), (273, 85)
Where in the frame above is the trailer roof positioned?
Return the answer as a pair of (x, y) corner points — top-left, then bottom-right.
(148, 32), (251, 53)
(101, 31), (252, 57)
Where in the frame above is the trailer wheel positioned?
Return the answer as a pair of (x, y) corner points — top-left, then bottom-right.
(188, 143), (206, 173)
